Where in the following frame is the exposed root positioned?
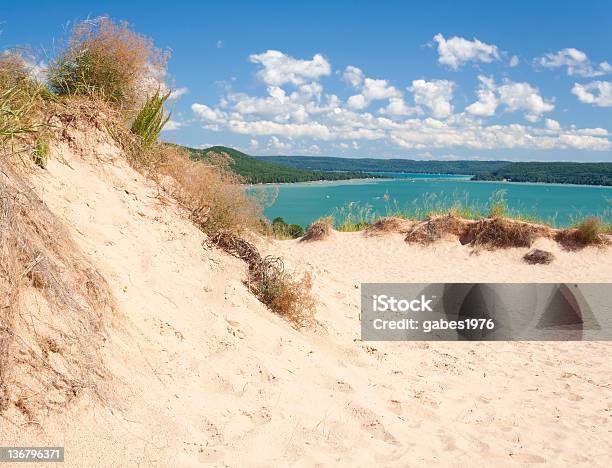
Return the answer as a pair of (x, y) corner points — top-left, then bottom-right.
(208, 231), (315, 327)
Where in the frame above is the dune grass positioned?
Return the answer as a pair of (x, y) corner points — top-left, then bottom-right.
(48, 17), (169, 110)
(130, 89), (171, 146)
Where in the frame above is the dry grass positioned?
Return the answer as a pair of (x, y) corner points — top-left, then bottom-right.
(209, 231), (315, 327)
(301, 217), (333, 242)
(155, 145), (262, 236)
(0, 54), (47, 149)
(48, 17), (169, 110)
(463, 217), (547, 249)
(0, 161), (114, 419)
(405, 215), (470, 245)
(364, 217), (413, 236)
(554, 217), (607, 250)
(523, 249), (555, 265)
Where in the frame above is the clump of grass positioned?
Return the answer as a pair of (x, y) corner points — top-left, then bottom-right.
(0, 55), (46, 146)
(32, 135), (49, 168)
(488, 189), (507, 218)
(271, 217), (304, 239)
(130, 89), (171, 146)
(48, 17), (169, 109)
(332, 202), (375, 232)
(554, 217), (607, 250)
(365, 217), (413, 236)
(301, 217), (333, 242)
(405, 214), (470, 245)
(523, 249), (555, 265)
(463, 218), (545, 249)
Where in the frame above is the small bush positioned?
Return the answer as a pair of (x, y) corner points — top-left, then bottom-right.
(301, 217), (333, 242)
(157, 145), (262, 235)
(130, 89), (171, 146)
(271, 217), (304, 239)
(365, 217), (412, 236)
(49, 17), (169, 109)
(555, 217), (606, 250)
(523, 249), (555, 265)
(405, 215), (469, 245)
(464, 218), (543, 249)
(0, 54), (45, 145)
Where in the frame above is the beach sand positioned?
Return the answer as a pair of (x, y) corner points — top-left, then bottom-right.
(2, 126), (611, 466)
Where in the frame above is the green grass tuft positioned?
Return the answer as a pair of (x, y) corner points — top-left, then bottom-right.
(130, 89), (171, 146)
(32, 136), (49, 168)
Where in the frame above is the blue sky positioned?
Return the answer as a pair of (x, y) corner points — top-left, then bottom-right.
(2, 1), (611, 160)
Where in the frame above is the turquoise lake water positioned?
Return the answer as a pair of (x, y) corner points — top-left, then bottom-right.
(255, 174), (612, 227)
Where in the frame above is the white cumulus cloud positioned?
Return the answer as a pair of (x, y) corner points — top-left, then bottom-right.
(537, 48), (611, 77)
(466, 76), (554, 121)
(343, 66), (401, 110)
(249, 50), (331, 86)
(432, 33), (500, 70)
(409, 79), (455, 119)
(572, 81), (612, 107)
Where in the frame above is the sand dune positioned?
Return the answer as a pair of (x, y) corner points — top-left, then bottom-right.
(2, 126), (611, 467)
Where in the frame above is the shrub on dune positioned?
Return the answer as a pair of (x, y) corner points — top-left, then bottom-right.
(301, 217), (333, 242)
(405, 214), (469, 245)
(48, 17), (169, 109)
(463, 218), (545, 249)
(555, 217), (607, 250)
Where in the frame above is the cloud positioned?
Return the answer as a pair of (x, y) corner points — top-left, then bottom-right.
(537, 48), (611, 77)
(497, 80), (555, 122)
(342, 65), (364, 87)
(168, 87), (188, 101)
(250, 138), (259, 149)
(545, 119), (561, 131)
(191, 103), (227, 123)
(465, 75), (498, 117)
(268, 136), (292, 152)
(249, 50), (331, 86)
(190, 50), (610, 153)
(466, 76), (554, 121)
(343, 66), (401, 109)
(162, 119), (183, 131)
(509, 55), (519, 67)
(572, 81), (612, 107)
(379, 97), (419, 116)
(432, 33), (500, 70)
(408, 79), (455, 118)
(216, 40), (224, 49)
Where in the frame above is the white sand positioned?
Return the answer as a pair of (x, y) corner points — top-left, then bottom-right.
(2, 126), (611, 466)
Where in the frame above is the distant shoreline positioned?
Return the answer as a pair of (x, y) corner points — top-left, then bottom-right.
(248, 175), (612, 190)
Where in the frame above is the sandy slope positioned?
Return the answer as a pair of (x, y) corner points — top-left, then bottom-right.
(2, 129), (612, 467)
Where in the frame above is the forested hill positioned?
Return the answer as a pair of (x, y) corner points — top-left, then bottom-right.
(187, 146), (379, 183)
(471, 162), (612, 186)
(257, 156), (612, 186)
(257, 156), (508, 175)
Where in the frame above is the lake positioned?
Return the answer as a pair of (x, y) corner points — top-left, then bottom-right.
(255, 174), (612, 227)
